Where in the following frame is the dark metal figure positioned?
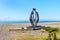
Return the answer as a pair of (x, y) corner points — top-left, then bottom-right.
(29, 8), (39, 27)
(10, 8), (45, 31)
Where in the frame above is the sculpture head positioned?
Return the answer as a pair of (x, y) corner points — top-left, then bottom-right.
(33, 8), (36, 11)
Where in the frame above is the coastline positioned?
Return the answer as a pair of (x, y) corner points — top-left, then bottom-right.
(0, 22), (60, 28)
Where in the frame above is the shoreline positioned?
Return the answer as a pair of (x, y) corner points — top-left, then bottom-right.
(0, 21), (60, 24)
(0, 22), (60, 28)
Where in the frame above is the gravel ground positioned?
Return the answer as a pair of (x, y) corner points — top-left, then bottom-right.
(0, 22), (60, 40)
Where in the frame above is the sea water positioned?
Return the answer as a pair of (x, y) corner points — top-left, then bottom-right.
(0, 21), (60, 24)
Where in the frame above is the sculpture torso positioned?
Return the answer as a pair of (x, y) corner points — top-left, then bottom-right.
(30, 8), (39, 27)
(32, 11), (37, 24)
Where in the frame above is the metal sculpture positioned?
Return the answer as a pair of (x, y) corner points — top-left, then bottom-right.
(10, 8), (45, 31)
(29, 8), (39, 27)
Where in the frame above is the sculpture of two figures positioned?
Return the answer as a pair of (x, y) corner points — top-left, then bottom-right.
(10, 8), (44, 31)
(30, 8), (39, 27)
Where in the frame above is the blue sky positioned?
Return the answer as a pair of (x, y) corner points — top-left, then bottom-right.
(0, 0), (60, 21)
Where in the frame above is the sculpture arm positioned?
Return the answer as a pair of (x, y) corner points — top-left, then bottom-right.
(29, 11), (33, 20)
(36, 11), (39, 21)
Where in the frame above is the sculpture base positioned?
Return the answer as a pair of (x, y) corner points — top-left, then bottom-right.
(9, 26), (45, 31)
(27, 26), (45, 30)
